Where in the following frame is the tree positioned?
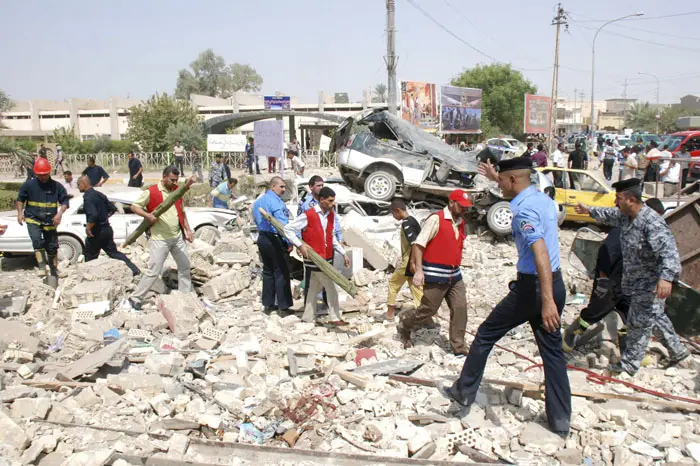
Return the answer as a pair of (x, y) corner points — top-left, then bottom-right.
(127, 93), (201, 152)
(0, 89), (13, 129)
(373, 83), (387, 103)
(658, 106), (700, 134)
(164, 121), (204, 150)
(175, 49), (263, 100)
(451, 64), (536, 137)
(52, 127), (82, 154)
(625, 102), (657, 132)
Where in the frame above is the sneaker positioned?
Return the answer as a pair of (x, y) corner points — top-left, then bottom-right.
(607, 362), (635, 377)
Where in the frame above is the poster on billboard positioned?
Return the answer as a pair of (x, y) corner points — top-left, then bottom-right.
(264, 96), (291, 111)
(440, 85), (482, 134)
(207, 134), (247, 152)
(254, 120), (284, 158)
(523, 94), (551, 134)
(401, 81), (438, 130)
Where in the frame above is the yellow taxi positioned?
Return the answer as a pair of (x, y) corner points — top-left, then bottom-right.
(535, 167), (616, 223)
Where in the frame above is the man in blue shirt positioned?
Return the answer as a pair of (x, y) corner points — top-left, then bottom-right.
(253, 176), (293, 313)
(82, 156), (110, 187)
(439, 157), (571, 436)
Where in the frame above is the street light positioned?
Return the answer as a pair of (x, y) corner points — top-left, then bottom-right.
(638, 71), (660, 133)
(590, 12), (644, 135)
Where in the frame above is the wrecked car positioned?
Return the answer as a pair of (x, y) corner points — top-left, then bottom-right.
(331, 108), (564, 236)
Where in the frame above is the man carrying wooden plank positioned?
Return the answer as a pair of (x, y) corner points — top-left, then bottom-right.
(128, 166), (195, 310)
(283, 187), (350, 325)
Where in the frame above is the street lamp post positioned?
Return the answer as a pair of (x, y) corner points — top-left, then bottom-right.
(638, 71), (660, 133)
(590, 12), (644, 135)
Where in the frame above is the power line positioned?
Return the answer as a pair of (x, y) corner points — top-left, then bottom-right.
(568, 10), (700, 23)
(573, 23), (700, 52)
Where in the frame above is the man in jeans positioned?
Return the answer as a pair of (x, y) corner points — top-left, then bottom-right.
(173, 140), (186, 176)
(128, 166), (195, 310)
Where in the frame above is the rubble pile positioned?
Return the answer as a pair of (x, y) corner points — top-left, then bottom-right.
(0, 224), (699, 466)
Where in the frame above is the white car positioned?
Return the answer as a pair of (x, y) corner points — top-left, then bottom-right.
(487, 138), (524, 156)
(0, 187), (238, 263)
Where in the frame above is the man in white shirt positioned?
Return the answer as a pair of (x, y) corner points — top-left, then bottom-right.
(551, 143), (565, 187)
(659, 154), (681, 197)
(173, 141), (186, 177)
(287, 150), (305, 176)
(620, 147), (638, 181)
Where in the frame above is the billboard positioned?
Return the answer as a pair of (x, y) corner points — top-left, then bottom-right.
(401, 81), (438, 130)
(263, 96), (291, 111)
(523, 94), (551, 134)
(253, 120), (284, 158)
(440, 85), (482, 134)
(207, 134), (247, 152)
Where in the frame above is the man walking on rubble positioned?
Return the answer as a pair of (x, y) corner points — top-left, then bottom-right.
(253, 176), (294, 313)
(128, 166), (195, 310)
(397, 189), (471, 355)
(16, 158), (69, 282)
(386, 198), (423, 320)
(284, 187), (350, 325)
(440, 158), (571, 436)
(575, 179), (688, 376)
(563, 198), (666, 355)
(77, 176), (140, 276)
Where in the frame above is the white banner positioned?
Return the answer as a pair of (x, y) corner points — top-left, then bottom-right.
(207, 134), (247, 152)
(319, 134), (331, 151)
(254, 120), (284, 158)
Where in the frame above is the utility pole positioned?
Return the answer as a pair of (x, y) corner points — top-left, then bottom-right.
(573, 87), (578, 128)
(549, 4), (568, 154)
(385, 0), (398, 116)
(622, 78), (628, 131)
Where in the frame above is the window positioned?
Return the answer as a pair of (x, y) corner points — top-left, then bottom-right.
(573, 173), (607, 194)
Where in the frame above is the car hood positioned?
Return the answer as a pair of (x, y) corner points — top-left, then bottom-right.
(332, 108), (480, 173)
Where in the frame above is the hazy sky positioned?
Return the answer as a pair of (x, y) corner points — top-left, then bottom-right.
(2, 0), (699, 105)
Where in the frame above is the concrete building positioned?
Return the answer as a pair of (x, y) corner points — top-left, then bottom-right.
(677, 94), (700, 112)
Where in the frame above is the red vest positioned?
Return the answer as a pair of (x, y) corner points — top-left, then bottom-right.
(302, 208), (334, 260)
(423, 210), (465, 267)
(146, 184), (185, 232)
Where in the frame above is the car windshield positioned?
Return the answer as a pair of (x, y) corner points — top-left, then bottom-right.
(661, 135), (685, 151)
(506, 139), (520, 147)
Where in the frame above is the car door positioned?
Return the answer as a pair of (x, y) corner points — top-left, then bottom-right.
(564, 172), (614, 222)
(119, 203), (143, 244)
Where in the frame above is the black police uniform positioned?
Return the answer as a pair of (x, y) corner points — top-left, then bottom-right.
(17, 177), (69, 275)
(82, 188), (140, 276)
(128, 157), (143, 187)
(82, 164), (110, 187)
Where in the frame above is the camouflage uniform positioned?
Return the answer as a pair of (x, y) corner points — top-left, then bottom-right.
(589, 206), (687, 374)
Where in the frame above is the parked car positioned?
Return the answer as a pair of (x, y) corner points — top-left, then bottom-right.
(660, 131), (700, 182)
(0, 188), (239, 263)
(536, 167), (617, 222)
(486, 137), (523, 156)
(631, 133), (662, 146)
(565, 134), (588, 152)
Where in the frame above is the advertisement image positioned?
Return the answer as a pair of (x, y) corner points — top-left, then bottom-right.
(264, 96), (291, 111)
(401, 81), (438, 130)
(523, 94), (551, 134)
(440, 85), (482, 134)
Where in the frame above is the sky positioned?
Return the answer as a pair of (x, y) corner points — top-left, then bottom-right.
(2, 0), (699, 106)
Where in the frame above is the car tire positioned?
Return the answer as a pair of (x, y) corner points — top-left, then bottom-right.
(486, 201), (513, 236)
(195, 225), (222, 241)
(58, 235), (83, 264)
(364, 171), (397, 201)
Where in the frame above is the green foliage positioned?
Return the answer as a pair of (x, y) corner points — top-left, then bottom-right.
(334, 93), (349, 104)
(17, 140), (37, 152)
(658, 106), (700, 134)
(0, 90), (12, 129)
(451, 64), (536, 137)
(175, 49), (263, 100)
(52, 127), (82, 154)
(625, 102), (657, 131)
(164, 121), (205, 150)
(127, 93), (201, 152)
(373, 83), (387, 103)
(0, 190), (16, 211)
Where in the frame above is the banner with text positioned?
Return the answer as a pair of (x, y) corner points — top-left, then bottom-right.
(523, 94), (551, 134)
(264, 96), (291, 111)
(401, 81), (438, 130)
(440, 85), (482, 134)
(253, 120), (284, 158)
(207, 134), (247, 152)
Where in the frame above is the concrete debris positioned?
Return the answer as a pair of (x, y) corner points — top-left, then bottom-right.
(0, 200), (698, 465)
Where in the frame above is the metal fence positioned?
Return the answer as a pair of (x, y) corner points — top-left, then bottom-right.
(0, 150), (337, 176)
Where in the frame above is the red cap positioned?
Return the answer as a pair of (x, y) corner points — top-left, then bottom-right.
(449, 189), (472, 207)
(33, 158), (52, 175)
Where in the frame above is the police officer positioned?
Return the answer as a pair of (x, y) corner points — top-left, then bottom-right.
(575, 179), (688, 375)
(252, 176), (293, 313)
(77, 176), (140, 276)
(440, 157), (571, 436)
(16, 158), (69, 280)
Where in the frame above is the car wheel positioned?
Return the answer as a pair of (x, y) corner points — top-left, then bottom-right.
(486, 201), (513, 236)
(364, 171), (397, 201)
(194, 225), (221, 242)
(58, 235), (83, 264)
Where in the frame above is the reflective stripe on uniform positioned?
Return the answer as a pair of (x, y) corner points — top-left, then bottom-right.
(27, 201), (58, 208)
(24, 217), (56, 230)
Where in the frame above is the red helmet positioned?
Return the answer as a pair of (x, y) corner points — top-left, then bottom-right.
(33, 158), (52, 175)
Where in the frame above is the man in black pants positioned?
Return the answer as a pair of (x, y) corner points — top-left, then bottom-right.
(78, 176), (140, 276)
(562, 198), (666, 353)
(127, 152), (143, 188)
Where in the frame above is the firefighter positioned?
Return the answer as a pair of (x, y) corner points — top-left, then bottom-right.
(16, 158), (69, 281)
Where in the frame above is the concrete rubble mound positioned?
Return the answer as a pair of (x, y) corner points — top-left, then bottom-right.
(0, 207), (699, 466)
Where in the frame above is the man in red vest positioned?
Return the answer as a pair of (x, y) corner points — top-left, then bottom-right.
(397, 189), (472, 355)
(129, 166), (195, 310)
(284, 187), (350, 324)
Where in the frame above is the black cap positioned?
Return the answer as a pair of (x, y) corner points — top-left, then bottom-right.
(649, 140), (658, 148)
(611, 178), (641, 193)
(498, 157), (534, 173)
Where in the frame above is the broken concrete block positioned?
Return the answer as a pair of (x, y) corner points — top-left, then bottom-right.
(46, 405), (74, 424)
(94, 384), (121, 407)
(200, 270), (247, 301)
(363, 424), (383, 443)
(150, 393), (173, 418)
(63, 280), (116, 307)
(57, 339), (127, 380)
(408, 429), (433, 455)
(157, 291), (205, 338)
(139, 312), (169, 331)
(336, 389), (358, 405)
(0, 408), (30, 451)
(168, 433), (189, 456)
(73, 387), (101, 409)
(0, 318), (41, 354)
(412, 441), (436, 459)
(519, 422), (565, 448)
(144, 352), (185, 377)
(686, 443), (700, 463)
(0, 295), (28, 318)
(10, 397), (51, 420)
(21, 435), (58, 464)
(215, 252), (251, 265)
(629, 441), (664, 460)
(343, 227), (389, 271)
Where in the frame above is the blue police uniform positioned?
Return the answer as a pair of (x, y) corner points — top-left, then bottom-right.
(82, 188), (140, 276)
(445, 174), (571, 435)
(253, 189), (293, 310)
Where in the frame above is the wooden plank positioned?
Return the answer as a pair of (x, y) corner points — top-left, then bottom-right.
(56, 339), (126, 380)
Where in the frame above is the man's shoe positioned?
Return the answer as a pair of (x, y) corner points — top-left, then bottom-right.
(607, 362), (635, 377)
(436, 381), (469, 407)
(128, 298), (142, 311)
(397, 325), (413, 349)
(562, 318), (586, 353)
(668, 350), (690, 366)
(453, 348), (469, 357)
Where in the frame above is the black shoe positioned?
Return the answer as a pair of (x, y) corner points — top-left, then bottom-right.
(668, 350), (690, 366)
(436, 381), (469, 407)
(608, 362), (635, 376)
(128, 298), (142, 311)
(277, 309), (295, 318)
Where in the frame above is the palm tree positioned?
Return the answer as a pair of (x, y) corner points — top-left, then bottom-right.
(625, 102), (656, 131)
(373, 83), (387, 103)
(0, 90), (13, 130)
